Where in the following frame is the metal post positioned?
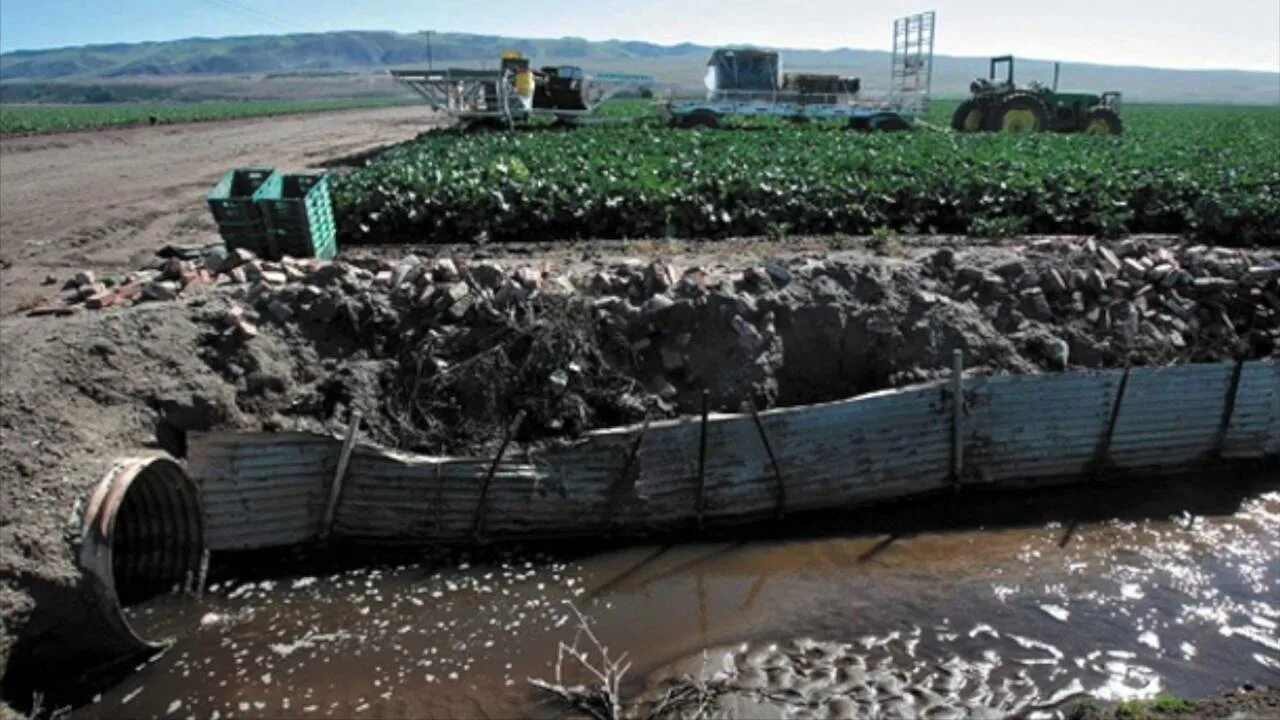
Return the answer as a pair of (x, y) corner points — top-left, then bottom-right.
(320, 412), (361, 541)
(951, 349), (964, 486)
(1215, 360), (1245, 458)
(1052, 62), (1061, 92)
(1092, 366), (1130, 481)
(695, 390), (710, 530)
(748, 400), (787, 519)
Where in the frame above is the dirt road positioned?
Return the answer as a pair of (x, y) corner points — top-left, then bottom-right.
(0, 105), (435, 315)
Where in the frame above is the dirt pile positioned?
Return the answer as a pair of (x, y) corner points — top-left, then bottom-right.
(19, 236), (1280, 457)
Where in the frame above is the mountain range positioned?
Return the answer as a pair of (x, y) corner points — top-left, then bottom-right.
(3, 30), (1278, 105)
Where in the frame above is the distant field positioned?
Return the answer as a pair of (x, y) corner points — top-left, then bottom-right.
(0, 98), (415, 136)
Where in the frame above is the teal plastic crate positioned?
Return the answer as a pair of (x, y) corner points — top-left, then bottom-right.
(252, 173), (338, 261)
(207, 167), (274, 257)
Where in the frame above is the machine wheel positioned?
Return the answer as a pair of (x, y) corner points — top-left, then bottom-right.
(986, 93), (1049, 134)
(870, 114), (912, 132)
(1082, 107), (1124, 136)
(951, 99), (985, 132)
(680, 110), (721, 130)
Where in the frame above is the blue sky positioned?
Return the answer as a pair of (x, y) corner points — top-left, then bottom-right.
(1, 0), (1278, 72)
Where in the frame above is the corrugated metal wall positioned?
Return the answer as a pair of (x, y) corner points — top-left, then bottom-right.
(191, 360), (1279, 551)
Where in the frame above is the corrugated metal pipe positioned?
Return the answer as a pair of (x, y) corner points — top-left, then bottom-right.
(77, 456), (204, 654)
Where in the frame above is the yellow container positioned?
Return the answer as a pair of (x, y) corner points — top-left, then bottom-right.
(514, 68), (535, 99)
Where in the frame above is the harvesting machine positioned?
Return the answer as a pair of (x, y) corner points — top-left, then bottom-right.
(664, 11), (936, 131)
(390, 51), (653, 128)
(952, 56), (1124, 135)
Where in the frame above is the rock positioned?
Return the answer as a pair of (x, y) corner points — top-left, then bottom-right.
(930, 248), (955, 271)
(225, 267), (248, 284)
(265, 299), (293, 323)
(432, 258), (460, 282)
(435, 282), (470, 307)
(73, 282), (106, 302)
(1044, 337), (1070, 369)
(1084, 269), (1107, 295)
(143, 280), (180, 302)
(1122, 258), (1146, 278)
(677, 268), (711, 297)
(1042, 269), (1068, 295)
(1019, 288), (1053, 321)
(26, 304), (77, 317)
(1096, 246), (1122, 274)
(642, 294), (675, 317)
(42, 274), (57, 286)
(469, 260), (506, 290)
(219, 247), (256, 273)
(446, 294), (475, 322)
(84, 289), (117, 310)
(494, 280), (528, 307)
(956, 266), (985, 286)
(764, 260), (793, 286)
(72, 270), (96, 287)
(260, 271), (288, 285)
(645, 261), (675, 294)
(993, 260), (1026, 280)
(514, 266), (542, 290)
(241, 260), (264, 283)
(202, 246), (229, 272)
(373, 270), (394, 286)
(1193, 277), (1238, 293)
(1148, 263), (1175, 283)
(229, 317), (257, 340)
(732, 315), (764, 353)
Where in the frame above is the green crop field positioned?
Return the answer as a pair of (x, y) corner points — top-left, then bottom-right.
(0, 98), (414, 136)
(332, 103), (1276, 245)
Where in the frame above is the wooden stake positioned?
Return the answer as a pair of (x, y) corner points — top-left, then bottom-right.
(320, 411), (361, 542)
(951, 349), (964, 487)
(471, 410), (524, 543)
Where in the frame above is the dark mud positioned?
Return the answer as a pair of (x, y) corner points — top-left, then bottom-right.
(59, 474), (1280, 719)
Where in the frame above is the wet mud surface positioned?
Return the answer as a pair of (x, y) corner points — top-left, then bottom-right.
(75, 475), (1279, 719)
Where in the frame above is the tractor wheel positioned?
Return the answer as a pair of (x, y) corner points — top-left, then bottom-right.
(870, 114), (912, 132)
(951, 99), (985, 132)
(1082, 107), (1124, 136)
(680, 110), (721, 130)
(986, 93), (1049, 134)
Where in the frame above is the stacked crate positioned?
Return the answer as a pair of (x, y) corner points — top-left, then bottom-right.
(252, 173), (338, 261)
(206, 169), (337, 261)
(206, 168), (274, 257)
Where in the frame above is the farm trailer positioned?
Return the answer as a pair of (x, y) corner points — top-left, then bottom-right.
(390, 51), (654, 128)
(664, 10), (936, 131)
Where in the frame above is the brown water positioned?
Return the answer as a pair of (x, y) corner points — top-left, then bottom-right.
(79, 476), (1279, 719)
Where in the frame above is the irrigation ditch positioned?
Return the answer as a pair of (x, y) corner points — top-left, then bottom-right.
(2, 235), (1278, 714)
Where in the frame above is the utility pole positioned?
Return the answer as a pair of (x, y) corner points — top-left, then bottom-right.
(427, 30), (433, 72)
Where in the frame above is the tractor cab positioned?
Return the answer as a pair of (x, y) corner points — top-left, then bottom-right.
(953, 55), (1124, 135)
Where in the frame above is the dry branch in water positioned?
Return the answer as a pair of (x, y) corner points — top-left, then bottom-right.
(528, 602), (632, 720)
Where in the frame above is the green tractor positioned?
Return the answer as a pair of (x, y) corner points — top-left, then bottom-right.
(952, 56), (1124, 135)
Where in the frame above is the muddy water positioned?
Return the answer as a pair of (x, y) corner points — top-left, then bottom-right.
(79, 476), (1278, 719)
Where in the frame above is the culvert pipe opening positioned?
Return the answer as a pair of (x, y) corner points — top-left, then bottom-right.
(79, 456), (205, 648)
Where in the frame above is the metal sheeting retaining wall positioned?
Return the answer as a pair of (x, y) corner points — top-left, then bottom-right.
(191, 360), (1279, 551)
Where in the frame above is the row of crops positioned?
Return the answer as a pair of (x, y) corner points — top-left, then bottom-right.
(332, 104), (1280, 244)
(0, 98), (411, 136)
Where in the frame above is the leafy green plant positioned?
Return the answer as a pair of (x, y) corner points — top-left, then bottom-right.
(331, 104), (1280, 246)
